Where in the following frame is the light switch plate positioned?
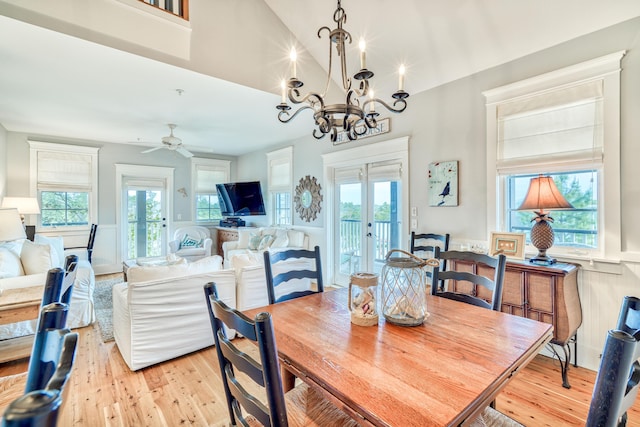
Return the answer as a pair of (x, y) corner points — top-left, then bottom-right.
(411, 206), (417, 216)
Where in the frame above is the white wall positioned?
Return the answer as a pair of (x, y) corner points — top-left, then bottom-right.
(234, 16), (640, 371)
(0, 0), (329, 97)
(0, 123), (6, 198)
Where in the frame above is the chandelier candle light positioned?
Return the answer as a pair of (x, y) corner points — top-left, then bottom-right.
(276, 0), (409, 142)
(517, 175), (574, 265)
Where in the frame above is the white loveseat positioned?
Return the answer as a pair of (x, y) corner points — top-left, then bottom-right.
(0, 237), (96, 338)
(222, 227), (309, 267)
(112, 255), (236, 371)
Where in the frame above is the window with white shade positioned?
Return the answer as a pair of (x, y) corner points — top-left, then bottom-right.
(191, 158), (230, 223)
(29, 141), (99, 228)
(267, 147), (293, 225)
(484, 51), (624, 260)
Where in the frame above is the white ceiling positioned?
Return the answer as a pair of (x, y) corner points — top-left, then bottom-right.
(1, 1), (639, 156)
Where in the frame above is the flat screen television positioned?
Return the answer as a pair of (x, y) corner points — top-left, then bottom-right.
(216, 181), (266, 217)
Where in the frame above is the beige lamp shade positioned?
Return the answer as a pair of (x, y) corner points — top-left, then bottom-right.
(0, 208), (27, 241)
(517, 175), (574, 212)
(1, 197), (41, 215)
(517, 175), (574, 265)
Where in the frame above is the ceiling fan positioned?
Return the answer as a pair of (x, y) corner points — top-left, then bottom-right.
(141, 124), (194, 158)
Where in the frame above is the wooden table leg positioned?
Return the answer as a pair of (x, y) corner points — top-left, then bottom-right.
(281, 366), (296, 392)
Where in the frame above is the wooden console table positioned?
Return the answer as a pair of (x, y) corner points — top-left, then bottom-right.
(215, 227), (239, 256)
(449, 259), (582, 388)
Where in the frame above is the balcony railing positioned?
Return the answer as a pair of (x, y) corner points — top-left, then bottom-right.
(340, 219), (393, 262)
(139, 0), (189, 19)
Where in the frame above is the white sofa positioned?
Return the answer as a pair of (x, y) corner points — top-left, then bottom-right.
(0, 237), (96, 338)
(112, 255), (236, 371)
(222, 227), (309, 267)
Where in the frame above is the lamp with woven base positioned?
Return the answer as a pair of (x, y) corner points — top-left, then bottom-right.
(517, 175), (574, 265)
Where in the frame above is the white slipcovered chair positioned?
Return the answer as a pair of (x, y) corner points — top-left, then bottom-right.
(168, 226), (213, 262)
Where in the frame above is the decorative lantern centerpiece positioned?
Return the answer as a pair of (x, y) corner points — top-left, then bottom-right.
(348, 272), (379, 326)
(380, 249), (437, 326)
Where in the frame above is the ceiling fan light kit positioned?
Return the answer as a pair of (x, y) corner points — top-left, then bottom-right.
(276, 0), (409, 143)
(140, 124), (194, 158)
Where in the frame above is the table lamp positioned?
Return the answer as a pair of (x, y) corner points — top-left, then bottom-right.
(1, 197), (41, 222)
(0, 208), (27, 242)
(517, 175), (574, 265)
(1, 197), (40, 241)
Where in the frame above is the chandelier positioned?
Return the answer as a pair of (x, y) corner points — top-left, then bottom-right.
(276, 0), (409, 142)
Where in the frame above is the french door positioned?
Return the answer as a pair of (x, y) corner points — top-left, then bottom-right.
(124, 181), (167, 259)
(115, 164), (173, 262)
(333, 161), (404, 285)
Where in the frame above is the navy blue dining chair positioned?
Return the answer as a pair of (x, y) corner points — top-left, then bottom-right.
(263, 246), (324, 305)
(431, 250), (507, 311)
(1, 325), (78, 427)
(203, 282), (357, 427)
(586, 296), (640, 426)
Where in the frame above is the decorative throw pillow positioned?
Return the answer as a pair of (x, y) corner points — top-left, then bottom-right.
(20, 240), (53, 275)
(228, 253), (261, 271)
(236, 229), (253, 249)
(271, 229), (289, 248)
(180, 234), (203, 249)
(247, 232), (262, 251)
(258, 234), (275, 251)
(0, 247), (25, 278)
(0, 240), (24, 257)
(187, 255), (223, 274)
(288, 230), (306, 248)
(34, 235), (65, 268)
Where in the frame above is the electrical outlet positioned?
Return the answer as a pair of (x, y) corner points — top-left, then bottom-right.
(177, 213), (182, 220)
(411, 218), (417, 229)
(411, 206), (417, 216)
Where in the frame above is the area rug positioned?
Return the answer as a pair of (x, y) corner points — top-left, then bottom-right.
(94, 275), (124, 342)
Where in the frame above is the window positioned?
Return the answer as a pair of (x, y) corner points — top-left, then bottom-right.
(191, 158), (230, 223)
(507, 171), (598, 249)
(29, 141), (99, 229)
(267, 147), (293, 226)
(41, 191), (89, 226)
(484, 51), (624, 260)
(273, 192), (291, 225)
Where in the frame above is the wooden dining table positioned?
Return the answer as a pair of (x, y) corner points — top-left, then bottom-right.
(0, 285), (43, 363)
(243, 287), (553, 427)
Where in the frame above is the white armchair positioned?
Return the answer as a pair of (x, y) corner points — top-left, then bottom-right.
(168, 226), (213, 262)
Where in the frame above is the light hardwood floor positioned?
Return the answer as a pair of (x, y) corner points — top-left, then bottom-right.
(1, 286), (640, 426)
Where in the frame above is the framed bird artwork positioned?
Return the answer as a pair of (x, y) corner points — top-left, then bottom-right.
(428, 160), (458, 206)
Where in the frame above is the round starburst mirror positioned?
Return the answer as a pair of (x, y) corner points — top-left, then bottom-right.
(294, 175), (323, 222)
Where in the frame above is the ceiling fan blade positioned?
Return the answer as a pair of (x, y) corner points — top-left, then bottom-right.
(176, 146), (194, 158)
(141, 146), (165, 154)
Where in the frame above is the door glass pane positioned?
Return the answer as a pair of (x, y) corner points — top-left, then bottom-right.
(127, 189), (163, 259)
(371, 181), (401, 275)
(338, 183), (362, 276)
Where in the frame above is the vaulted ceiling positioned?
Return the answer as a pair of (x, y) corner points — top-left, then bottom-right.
(1, 1), (639, 156)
